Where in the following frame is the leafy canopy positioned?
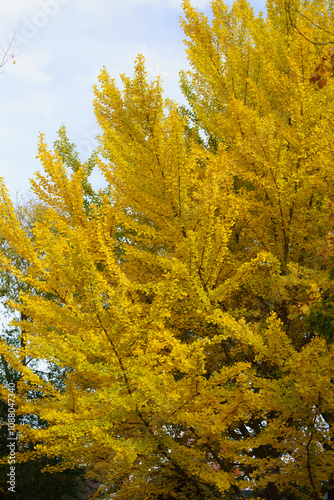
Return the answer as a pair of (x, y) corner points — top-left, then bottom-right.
(1, 0), (334, 499)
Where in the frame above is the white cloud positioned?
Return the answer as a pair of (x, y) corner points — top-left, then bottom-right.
(72, 0), (210, 17)
(2, 88), (56, 117)
(22, 88), (56, 116)
(0, 1), (39, 48)
(0, 0), (72, 55)
(0, 0), (39, 17)
(73, 68), (101, 92)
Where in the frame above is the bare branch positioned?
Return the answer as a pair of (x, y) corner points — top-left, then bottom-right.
(0, 24), (20, 72)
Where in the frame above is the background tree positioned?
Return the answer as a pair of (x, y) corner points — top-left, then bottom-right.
(0, 126), (102, 499)
(0, 196), (86, 499)
(0, 0), (334, 499)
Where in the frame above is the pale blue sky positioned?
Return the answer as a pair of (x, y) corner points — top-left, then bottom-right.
(0, 0), (266, 200)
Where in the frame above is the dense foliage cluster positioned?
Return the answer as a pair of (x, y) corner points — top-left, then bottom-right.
(1, 0), (334, 498)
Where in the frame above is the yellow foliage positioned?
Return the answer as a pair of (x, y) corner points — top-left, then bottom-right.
(1, 0), (334, 498)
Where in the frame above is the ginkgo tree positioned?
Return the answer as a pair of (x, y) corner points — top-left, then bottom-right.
(0, 131), (100, 499)
(0, 196), (89, 499)
(1, 0), (334, 498)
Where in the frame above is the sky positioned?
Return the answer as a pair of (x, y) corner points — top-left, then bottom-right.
(0, 0), (266, 201)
